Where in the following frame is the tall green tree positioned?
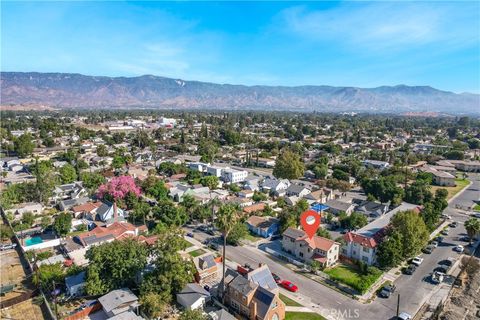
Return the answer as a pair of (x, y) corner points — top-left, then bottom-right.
(85, 239), (148, 295)
(376, 230), (403, 269)
(140, 228), (195, 304)
(14, 133), (35, 158)
(53, 212), (73, 236)
(59, 163), (78, 183)
(273, 150), (304, 179)
(464, 218), (480, 245)
(390, 210), (429, 258)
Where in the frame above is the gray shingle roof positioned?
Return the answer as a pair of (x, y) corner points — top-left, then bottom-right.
(282, 227), (306, 240)
(98, 288), (138, 314)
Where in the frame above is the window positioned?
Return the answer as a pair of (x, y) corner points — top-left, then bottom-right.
(362, 247), (369, 253)
(299, 252), (303, 257)
(362, 256), (369, 263)
(308, 248), (311, 253)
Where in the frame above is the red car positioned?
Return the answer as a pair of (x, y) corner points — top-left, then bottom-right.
(280, 280), (298, 292)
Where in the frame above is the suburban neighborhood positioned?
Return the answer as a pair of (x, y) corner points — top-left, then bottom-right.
(0, 111), (479, 320)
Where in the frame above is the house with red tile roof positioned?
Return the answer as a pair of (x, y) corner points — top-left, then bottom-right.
(341, 232), (378, 265)
(281, 227), (340, 267)
(75, 222), (149, 247)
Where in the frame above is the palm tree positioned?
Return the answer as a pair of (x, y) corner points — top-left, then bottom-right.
(215, 203), (241, 301)
(465, 218), (480, 245)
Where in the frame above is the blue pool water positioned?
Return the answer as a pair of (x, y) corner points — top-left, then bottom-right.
(25, 236), (43, 246)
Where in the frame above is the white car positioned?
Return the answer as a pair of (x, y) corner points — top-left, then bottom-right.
(453, 245), (464, 253)
(398, 312), (412, 320)
(412, 257), (424, 266)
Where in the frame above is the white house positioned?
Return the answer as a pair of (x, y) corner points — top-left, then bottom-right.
(341, 232), (377, 265)
(176, 283), (211, 310)
(206, 165), (223, 177)
(222, 168), (248, 184)
(362, 160), (390, 170)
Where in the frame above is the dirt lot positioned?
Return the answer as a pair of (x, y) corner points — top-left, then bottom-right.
(1, 297), (47, 320)
(437, 257), (480, 320)
(0, 248), (32, 301)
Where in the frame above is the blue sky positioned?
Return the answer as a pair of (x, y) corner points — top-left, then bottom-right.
(2, 1), (479, 93)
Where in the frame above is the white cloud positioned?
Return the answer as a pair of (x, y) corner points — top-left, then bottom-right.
(279, 3), (479, 51)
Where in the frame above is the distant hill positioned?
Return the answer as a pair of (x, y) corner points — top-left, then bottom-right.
(1, 72), (478, 114)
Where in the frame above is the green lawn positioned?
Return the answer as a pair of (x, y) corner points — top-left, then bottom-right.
(188, 248), (206, 257)
(285, 312), (326, 320)
(244, 232), (263, 242)
(181, 238), (195, 249)
(474, 204), (480, 211)
(430, 178), (469, 200)
(325, 264), (362, 283)
(324, 264), (382, 294)
(280, 293), (302, 307)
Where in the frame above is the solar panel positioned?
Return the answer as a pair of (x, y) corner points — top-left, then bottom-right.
(254, 287), (274, 305)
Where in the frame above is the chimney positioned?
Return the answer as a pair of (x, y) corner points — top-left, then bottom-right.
(250, 300), (257, 319)
(113, 201), (118, 220)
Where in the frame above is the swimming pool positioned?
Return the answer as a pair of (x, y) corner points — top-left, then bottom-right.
(25, 236), (43, 246)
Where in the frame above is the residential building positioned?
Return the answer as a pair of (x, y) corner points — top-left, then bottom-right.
(65, 271), (86, 297)
(225, 272), (285, 320)
(246, 216), (280, 238)
(355, 201), (389, 218)
(222, 168), (248, 184)
(193, 253), (218, 284)
(325, 199), (355, 215)
(281, 227), (340, 267)
(176, 283), (211, 310)
(98, 288), (140, 318)
(285, 184), (311, 198)
(362, 160), (390, 170)
(341, 232), (378, 265)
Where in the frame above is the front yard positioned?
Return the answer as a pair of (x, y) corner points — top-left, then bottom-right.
(188, 248), (206, 257)
(243, 232), (264, 243)
(324, 264), (382, 294)
(280, 293), (302, 307)
(430, 178), (469, 200)
(285, 312), (326, 320)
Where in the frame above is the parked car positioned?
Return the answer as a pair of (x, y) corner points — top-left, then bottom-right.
(379, 284), (396, 298)
(458, 236), (470, 242)
(0, 243), (17, 251)
(397, 312), (412, 320)
(435, 236), (444, 243)
(271, 273), (281, 284)
(430, 241), (438, 248)
(439, 257), (456, 268)
(431, 271), (445, 284)
(423, 245), (435, 254)
(449, 221), (458, 228)
(441, 214), (452, 220)
(411, 257), (424, 266)
(404, 264), (416, 275)
(206, 229), (216, 236)
(186, 232), (194, 238)
(434, 265), (449, 274)
(453, 245), (464, 253)
(441, 228), (449, 235)
(280, 280), (298, 292)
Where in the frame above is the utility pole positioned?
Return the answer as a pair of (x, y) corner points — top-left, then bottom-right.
(396, 293), (400, 318)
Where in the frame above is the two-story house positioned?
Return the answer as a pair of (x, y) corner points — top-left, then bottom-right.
(341, 232), (377, 265)
(225, 273), (285, 320)
(282, 227), (340, 267)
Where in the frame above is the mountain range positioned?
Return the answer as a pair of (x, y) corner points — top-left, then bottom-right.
(1, 72), (478, 114)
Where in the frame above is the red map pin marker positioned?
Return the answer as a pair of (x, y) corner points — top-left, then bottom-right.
(300, 210), (321, 239)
